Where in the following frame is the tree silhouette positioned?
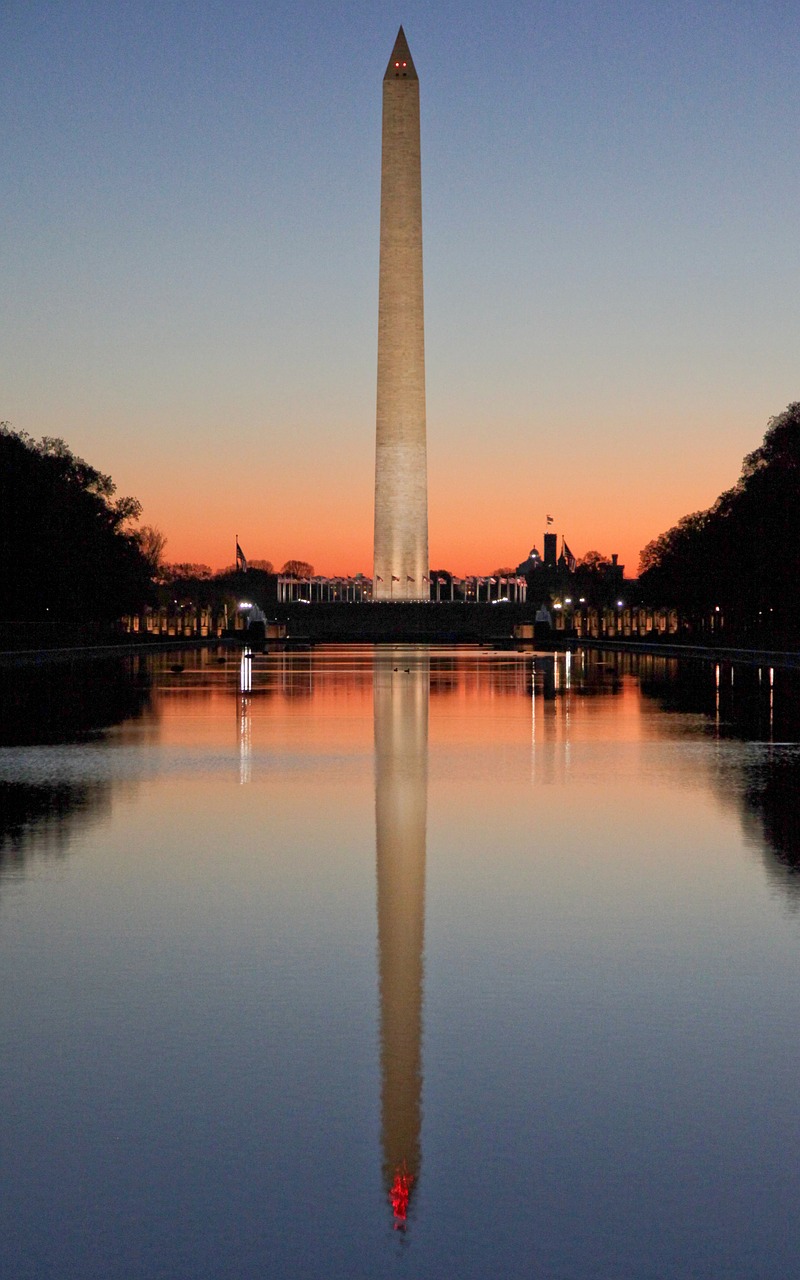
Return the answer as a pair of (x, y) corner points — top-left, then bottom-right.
(281, 559), (314, 577)
(136, 525), (167, 576)
(163, 564), (213, 582)
(639, 403), (800, 633)
(577, 550), (611, 572)
(0, 424), (154, 624)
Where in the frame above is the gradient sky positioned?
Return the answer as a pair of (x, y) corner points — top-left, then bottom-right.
(4, 1), (799, 576)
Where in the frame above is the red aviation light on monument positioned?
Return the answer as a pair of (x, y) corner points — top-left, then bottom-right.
(383, 26), (418, 80)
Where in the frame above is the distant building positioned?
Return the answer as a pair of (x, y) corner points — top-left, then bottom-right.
(515, 546), (542, 576)
(515, 535), (630, 609)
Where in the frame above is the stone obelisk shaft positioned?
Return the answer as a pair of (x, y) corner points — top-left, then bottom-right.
(373, 27), (429, 601)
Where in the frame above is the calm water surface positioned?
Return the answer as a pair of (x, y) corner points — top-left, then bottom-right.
(1, 645), (799, 1279)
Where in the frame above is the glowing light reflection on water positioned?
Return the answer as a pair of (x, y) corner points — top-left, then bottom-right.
(1, 645), (798, 1279)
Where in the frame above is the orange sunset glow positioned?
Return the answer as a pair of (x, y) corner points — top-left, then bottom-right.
(122, 400), (761, 578)
(5, 7), (797, 581)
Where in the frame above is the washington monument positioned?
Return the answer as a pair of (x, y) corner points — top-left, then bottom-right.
(373, 27), (429, 601)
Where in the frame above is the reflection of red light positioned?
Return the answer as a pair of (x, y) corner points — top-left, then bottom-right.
(389, 1163), (414, 1229)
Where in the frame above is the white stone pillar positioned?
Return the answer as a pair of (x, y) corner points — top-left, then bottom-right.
(373, 28), (429, 601)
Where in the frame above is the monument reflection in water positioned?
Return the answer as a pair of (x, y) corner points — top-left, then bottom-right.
(5, 646), (800, 1277)
(237, 643), (429, 1228)
(374, 649), (428, 1228)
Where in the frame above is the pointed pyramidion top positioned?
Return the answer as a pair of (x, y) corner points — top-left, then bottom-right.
(384, 26), (418, 81)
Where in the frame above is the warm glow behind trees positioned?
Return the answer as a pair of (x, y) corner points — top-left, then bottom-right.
(136, 525), (167, 576)
(638, 404), (800, 628)
(578, 550), (611, 572)
(0, 424), (154, 622)
(281, 560), (314, 577)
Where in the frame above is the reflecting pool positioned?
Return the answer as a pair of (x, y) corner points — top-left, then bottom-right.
(1, 645), (798, 1278)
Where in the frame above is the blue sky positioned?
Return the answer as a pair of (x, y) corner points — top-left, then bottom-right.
(4, 0), (799, 573)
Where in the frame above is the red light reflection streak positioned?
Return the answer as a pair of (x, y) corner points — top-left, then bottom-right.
(389, 1162), (414, 1228)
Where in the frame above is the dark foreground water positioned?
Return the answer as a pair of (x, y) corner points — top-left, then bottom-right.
(1, 645), (799, 1279)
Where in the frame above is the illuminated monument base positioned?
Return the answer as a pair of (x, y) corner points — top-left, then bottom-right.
(272, 600), (534, 644)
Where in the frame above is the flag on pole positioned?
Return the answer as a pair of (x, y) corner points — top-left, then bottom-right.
(376, 575), (383, 582)
(236, 538), (248, 572)
(546, 514), (554, 525)
(392, 575), (400, 582)
(406, 575), (414, 582)
(563, 540), (577, 572)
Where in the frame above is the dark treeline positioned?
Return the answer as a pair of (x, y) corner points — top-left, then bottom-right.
(637, 655), (800, 889)
(157, 561), (319, 612)
(0, 654), (153, 745)
(639, 404), (800, 639)
(5, 403), (800, 645)
(0, 424), (155, 625)
(0, 423), (301, 640)
(0, 656), (153, 873)
(156, 564), (273, 616)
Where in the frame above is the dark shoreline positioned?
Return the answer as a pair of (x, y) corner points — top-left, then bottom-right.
(2, 633), (800, 669)
(574, 637), (800, 668)
(0, 636), (234, 668)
